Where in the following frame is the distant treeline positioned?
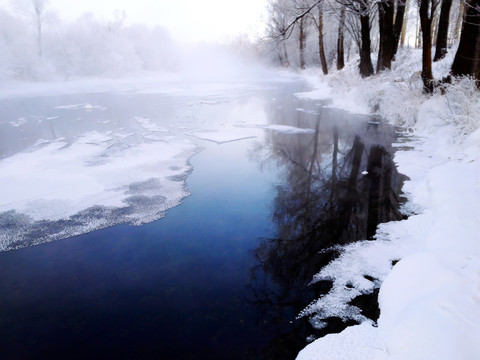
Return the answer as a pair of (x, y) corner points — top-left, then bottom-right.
(0, 8), (177, 81)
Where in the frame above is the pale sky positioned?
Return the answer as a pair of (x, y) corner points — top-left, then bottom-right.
(0, 0), (268, 42)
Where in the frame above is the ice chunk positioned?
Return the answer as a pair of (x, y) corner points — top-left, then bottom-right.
(55, 103), (107, 111)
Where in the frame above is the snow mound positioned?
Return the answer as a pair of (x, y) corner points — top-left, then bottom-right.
(297, 322), (385, 360)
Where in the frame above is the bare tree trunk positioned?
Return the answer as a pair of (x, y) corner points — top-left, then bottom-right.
(451, 0), (480, 79)
(419, 0), (435, 92)
(318, 6), (328, 74)
(377, 0), (395, 71)
(392, 0), (407, 58)
(433, 0), (453, 61)
(31, 0), (47, 58)
(337, 6), (346, 70)
(283, 34), (290, 67)
(359, 12), (375, 77)
(299, 17), (306, 69)
(277, 52), (284, 65)
(37, 17), (42, 58)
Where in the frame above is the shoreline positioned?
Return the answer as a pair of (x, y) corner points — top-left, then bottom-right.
(296, 48), (480, 360)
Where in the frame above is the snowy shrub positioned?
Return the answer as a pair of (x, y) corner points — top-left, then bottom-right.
(442, 77), (480, 136)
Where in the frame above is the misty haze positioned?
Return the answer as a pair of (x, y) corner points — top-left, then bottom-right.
(1, 0), (480, 360)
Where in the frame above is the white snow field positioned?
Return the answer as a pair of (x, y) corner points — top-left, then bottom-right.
(296, 49), (480, 359)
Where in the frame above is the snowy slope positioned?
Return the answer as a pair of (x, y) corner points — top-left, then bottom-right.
(296, 48), (480, 359)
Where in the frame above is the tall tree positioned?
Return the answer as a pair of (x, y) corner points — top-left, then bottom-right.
(266, 0), (293, 67)
(11, 0), (48, 58)
(358, 0), (375, 77)
(451, 0), (480, 79)
(433, 0), (453, 61)
(295, 0), (312, 69)
(312, 4), (329, 74)
(377, 0), (395, 71)
(299, 15), (307, 69)
(337, 5), (346, 70)
(392, 0), (407, 58)
(339, 0), (375, 76)
(418, 0), (440, 91)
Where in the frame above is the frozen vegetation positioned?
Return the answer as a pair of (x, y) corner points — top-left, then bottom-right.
(296, 48), (480, 359)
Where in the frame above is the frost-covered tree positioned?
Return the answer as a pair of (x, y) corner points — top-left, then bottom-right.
(310, 3), (329, 74)
(265, 0), (293, 66)
(336, 0), (375, 76)
(0, 7), (180, 81)
(11, 0), (49, 58)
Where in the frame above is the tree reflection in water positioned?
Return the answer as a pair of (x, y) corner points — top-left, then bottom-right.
(248, 106), (406, 359)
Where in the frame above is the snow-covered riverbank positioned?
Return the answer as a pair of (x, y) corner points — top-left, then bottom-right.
(297, 48), (480, 359)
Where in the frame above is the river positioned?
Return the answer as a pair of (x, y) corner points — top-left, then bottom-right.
(0, 76), (405, 359)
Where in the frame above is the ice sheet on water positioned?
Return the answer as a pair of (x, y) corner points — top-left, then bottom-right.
(188, 126), (259, 144)
(236, 123), (315, 134)
(55, 103), (107, 111)
(261, 124), (315, 134)
(10, 117), (27, 127)
(0, 126), (199, 251)
(134, 116), (169, 133)
(187, 122), (314, 145)
(295, 108), (318, 115)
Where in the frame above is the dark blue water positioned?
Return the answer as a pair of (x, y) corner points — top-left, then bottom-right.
(0, 136), (281, 359)
(0, 81), (405, 360)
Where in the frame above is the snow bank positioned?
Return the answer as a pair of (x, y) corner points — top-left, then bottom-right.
(297, 48), (480, 359)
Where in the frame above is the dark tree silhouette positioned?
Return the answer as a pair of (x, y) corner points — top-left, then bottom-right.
(377, 0), (395, 71)
(358, 3), (375, 77)
(392, 0), (407, 59)
(418, 0), (440, 91)
(451, 0), (480, 80)
(433, 0), (453, 61)
(337, 5), (346, 70)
